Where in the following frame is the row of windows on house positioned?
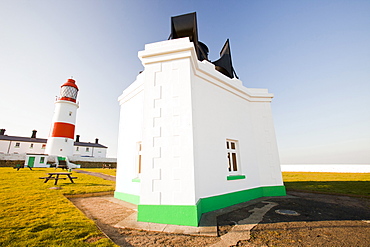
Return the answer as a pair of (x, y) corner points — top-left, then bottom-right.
(12, 142), (92, 152)
(133, 139), (240, 177)
(14, 143), (47, 149)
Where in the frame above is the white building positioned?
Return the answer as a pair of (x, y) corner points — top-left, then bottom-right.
(115, 34), (285, 226)
(25, 154), (49, 168)
(0, 129), (107, 158)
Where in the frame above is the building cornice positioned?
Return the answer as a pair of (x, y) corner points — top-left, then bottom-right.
(138, 38), (274, 103)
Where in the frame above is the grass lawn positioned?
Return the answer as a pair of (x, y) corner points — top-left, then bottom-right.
(0, 167), (117, 247)
(283, 172), (370, 197)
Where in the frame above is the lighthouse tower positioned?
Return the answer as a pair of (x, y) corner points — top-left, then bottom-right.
(45, 78), (79, 157)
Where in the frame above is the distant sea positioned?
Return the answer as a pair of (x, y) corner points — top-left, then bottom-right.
(280, 164), (370, 173)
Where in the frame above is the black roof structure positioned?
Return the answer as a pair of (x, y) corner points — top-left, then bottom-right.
(169, 12), (238, 79)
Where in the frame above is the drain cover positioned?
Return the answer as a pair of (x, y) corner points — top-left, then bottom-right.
(275, 209), (300, 216)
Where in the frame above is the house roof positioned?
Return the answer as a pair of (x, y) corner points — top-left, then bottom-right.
(0, 135), (107, 148)
(74, 142), (107, 148)
(0, 135), (47, 143)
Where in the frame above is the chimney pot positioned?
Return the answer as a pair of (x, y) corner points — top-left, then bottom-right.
(31, 130), (37, 138)
(76, 135), (80, 142)
(0, 129), (5, 135)
(95, 138), (99, 144)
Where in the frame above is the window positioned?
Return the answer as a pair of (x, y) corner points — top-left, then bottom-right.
(132, 142), (142, 183)
(40, 157), (45, 164)
(226, 140), (239, 173)
(65, 138), (68, 142)
(15, 143), (20, 148)
(41, 144), (46, 149)
(69, 111), (72, 116)
(136, 142), (142, 174)
(86, 147), (89, 152)
(226, 140), (245, 180)
(30, 144), (34, 148)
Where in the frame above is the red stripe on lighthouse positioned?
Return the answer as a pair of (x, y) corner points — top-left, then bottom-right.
(51, 122), (75, 139)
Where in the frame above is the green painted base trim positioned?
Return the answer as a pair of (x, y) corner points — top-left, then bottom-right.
(137, 185), (286, 226)
(198, 185), (286, 215)
(132, 178), (141, 183)
(138, 204), (199, 226)
(114, 191), (140, 205)
(227, 175), (246, 180)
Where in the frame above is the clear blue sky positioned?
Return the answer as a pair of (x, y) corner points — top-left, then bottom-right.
(0, 0), (369, 163)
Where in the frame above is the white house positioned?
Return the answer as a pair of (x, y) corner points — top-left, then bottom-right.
(115, 34), (285, 227)
(0, 129), (107, 158)
(25, 154), (49, 168)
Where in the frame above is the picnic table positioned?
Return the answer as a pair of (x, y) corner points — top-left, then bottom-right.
(39, 172), (77, 185)
(14, 164), (33, 171)
(102, 163), (113, 169)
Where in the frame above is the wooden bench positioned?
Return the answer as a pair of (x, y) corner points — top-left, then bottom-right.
(56, 160), (68, 170)
(39, 177), (67, 180)
(14, 164), (33, 171)
(102, 164), (113, 169)
(39, 173), (77, 185)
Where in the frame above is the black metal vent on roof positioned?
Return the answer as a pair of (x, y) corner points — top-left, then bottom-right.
(169, 12), (238, 79)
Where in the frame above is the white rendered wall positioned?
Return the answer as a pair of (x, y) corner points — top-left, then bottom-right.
(46, 138), (75, 157)
(138, 38), (197, 206)
(73, 146), (106, 157)
(116, 75), (144, 197)
(25, 154), (49, 168)
(93, 148), (107, 158)
(0, 140), (46, 154)
(50, 100), (78, 124)
(190, 60), (283, 202)
(0, 140), (9, 154)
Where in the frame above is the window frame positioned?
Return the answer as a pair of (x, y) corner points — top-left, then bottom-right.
(136, 141), (142, 175)
(226, 139), (242, 176)
(132, 141), (142, 183)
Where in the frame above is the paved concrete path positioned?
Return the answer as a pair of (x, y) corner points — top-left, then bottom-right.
(74, 169), (116, 181)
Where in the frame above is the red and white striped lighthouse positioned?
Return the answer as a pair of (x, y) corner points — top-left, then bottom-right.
(45, 78), (79, 157)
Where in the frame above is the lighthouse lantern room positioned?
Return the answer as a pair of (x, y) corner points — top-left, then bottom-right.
(45, 79), (79, 157)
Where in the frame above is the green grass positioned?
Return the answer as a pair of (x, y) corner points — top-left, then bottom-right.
(78, 168), (116, 177)
(0, 167), (117, 247)
(283, 172), (370, 197)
